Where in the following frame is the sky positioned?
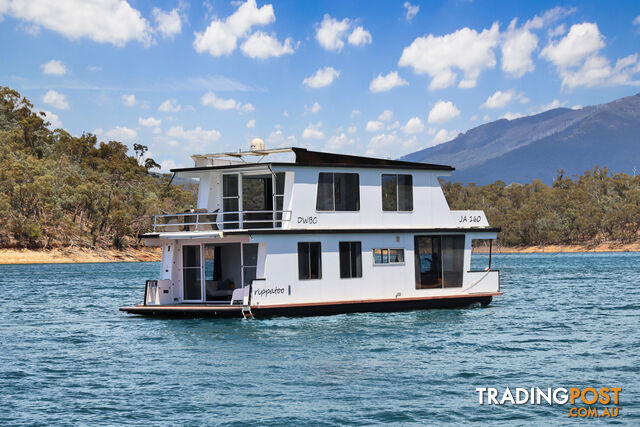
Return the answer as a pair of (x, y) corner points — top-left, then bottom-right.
(2, 0), (640, 171)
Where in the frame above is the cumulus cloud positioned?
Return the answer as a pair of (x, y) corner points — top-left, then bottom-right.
(501, 112), (523, 120)
(158, 99), (181, 112)
(347, 26), (372, 47)
(538, 99), (563, 112)
(377, 110), (393, 122)
(369, 71), (408, 93)
(303, 66), (340, 88)
(347, 125), (357, 134)
(431, 129), (459, 146)
(241, 103), (255, 112)
(427, 100), (460, 124)
(481, 90), (514, 109)
(399, 23), (500, 89)
(246, 119), (256, 129)
(241, 31), (295, 59)
(325, 133), (354, 151)
(302, 122), (324, 140)
(366, 132), (420, 158)
(201, 92), (238, 110)
(40, 109), (63, 129)
(167, 125), (221, 143)
(42, 90), (69, 110)
(267, 128), (297, 147)
(104, 126), (138, 142)
(139, 116), (161, 127)
(634, 16), (640, 26)
(540, 22), (640, 89)
(315, 14), (371, 51)
(365, 120), (384, 132)
(403, 2), (419, 22)
(350, 110), (361, 118)
(306, 102), (322, 114)
(152, 7), (182, 39)
(2, 0), (152, 46)
(121, 94), (137, 107)
(402, 117), (424, 134)
(41, 59), (68, 76)
(193, 0), (277, 57)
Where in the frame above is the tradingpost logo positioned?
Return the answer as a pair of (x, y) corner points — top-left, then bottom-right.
(476, 387), (622, 418)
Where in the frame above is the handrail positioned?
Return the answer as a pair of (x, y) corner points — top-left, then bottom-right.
(151, 209), (292, 232)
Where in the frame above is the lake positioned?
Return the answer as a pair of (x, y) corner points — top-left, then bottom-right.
(1, 253), (638, 425)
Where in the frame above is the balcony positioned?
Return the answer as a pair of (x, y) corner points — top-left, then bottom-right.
(151, 209), (292, 232)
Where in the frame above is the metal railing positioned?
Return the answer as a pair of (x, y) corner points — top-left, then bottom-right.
(152, 209), (292, 232)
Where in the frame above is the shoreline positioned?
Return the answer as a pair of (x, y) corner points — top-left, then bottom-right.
(0, 242), (638, 265)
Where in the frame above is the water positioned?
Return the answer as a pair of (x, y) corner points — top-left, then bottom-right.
(1, 253), (638, 425)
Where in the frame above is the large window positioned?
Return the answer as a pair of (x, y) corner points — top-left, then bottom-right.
(316, 172), (360, 211)
(339, 241), (362, 278)
(298, 242), (322, 280)
(414, 235), (464, 289)
(382, 174), (413, 211)
(222, 174), (239, 229)
(373, 248), (405, 264)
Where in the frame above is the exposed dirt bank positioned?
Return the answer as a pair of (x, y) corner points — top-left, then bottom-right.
(474, 241), (640, 254)
(0, 247), (161, 264)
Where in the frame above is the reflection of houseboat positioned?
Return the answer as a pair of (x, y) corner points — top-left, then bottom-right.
(120, 140), (501, 318)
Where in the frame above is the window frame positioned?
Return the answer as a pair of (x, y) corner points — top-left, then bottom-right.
(339, 241), (363, 279)
(315, 172), (360, 212)
(297, 241), (322, 280)
(372, 247), (406, 265)
(381, 173), (414, 212)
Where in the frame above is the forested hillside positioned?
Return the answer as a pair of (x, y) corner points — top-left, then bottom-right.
(0, 87), (195, 249)
(442, 168), (640, 247)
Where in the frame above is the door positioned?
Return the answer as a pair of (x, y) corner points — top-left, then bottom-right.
(182, 245), (202, 301)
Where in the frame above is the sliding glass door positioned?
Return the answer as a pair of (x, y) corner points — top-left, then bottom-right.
(182, 245), (202, 301)
(414, 235), (465, 289)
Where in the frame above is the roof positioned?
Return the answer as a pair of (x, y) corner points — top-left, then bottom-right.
(170, 147), (454, 173)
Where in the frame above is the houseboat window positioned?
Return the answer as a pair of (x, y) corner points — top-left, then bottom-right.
(223, 174), (239, 229)
(373, 248), (405, 264)
(414, 235), (464, 289)
(274, 172), (285, 226)
(382, 174), (413, 211)
(298, 242), (322, 280)
(182, 245), (202, 300)
(204, 244), (223, 301)
(242, 243), (259, 286)
(316, 172), (360, 211)
(339, 241), (362, 278)
(242, 174), (273, 229)
(470, 239), (494, 271)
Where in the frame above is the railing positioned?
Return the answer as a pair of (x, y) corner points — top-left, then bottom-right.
(152, 209), (292, 232)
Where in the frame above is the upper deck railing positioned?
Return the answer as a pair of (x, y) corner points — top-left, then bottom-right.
(152, 209), (292, 232)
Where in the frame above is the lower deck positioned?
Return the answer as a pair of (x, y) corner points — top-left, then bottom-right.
(120, 292), (500, 318)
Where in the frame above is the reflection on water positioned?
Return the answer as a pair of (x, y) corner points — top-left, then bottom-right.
(1, 253), (639, 424)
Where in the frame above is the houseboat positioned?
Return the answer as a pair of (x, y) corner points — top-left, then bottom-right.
(120, 140), (501, 318)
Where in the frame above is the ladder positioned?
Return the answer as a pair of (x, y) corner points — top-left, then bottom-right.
(241, 284), (253, 319)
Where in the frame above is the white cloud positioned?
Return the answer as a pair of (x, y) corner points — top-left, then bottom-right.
(246, 119), (256, 129)
(158, 99), (181, 112)
(201, 92), (238, 110)
(470, 115), (478, 121)
(366, 132), (420, 158)
(121, 94), (137, 107)
(104, 126), (138, 142)
(369, 71), (408, 93)
(42, 90), (69, 109)
(481, 89), (514, 109)
(159, 159), (184, 173)
(2, 0), (152, 46)
(325, 133), (354, 151)
(302, 122), (324, 140)
(347, 125), (357, 134)
(377, 110), (393, 121)
(241, 103), (255, 112)
(501, 112), (523, 120)
(139, 116), (161, 127)
(634, 16), (640, 26)
(41, 59), (68, 76)
(350, 110), (361, 118)
(267, 128), (297, 147)
(152, 7), (182, 39)
(152, 127), (162, 134)
(303, 66), (340, 88)
(539, 99), (563, 112)
(399, 23), (500, 89)
(403, 2), (419, 22)
(87, 65), (102, 72)
(307, 102), (322, 114)
(431, 129), (459, 146)
(347, 26), (372, 47)
(193, 0), (275, 57)
(241, 31), (295, 59)
(427, 100), (460, 124)
(316, 14), (350, 51)
(365, 120), (384, 132)
(402, 117), (424, 134)
(548, 24), (565, 38)
(167, 125), (221, 143)
(40, 109), (63, 129)
(540, 22), (605, 68)
(283, 111), (289, 117)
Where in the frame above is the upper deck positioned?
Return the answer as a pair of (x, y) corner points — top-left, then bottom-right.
(146, 146), (497, 237)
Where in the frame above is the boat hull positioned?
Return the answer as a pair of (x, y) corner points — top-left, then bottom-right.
(120, 293), (499, 318)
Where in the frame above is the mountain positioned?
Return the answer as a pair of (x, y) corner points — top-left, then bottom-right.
(402, 92), (640, 184)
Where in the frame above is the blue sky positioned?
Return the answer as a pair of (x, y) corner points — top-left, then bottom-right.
(2, 0), (640, 170)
